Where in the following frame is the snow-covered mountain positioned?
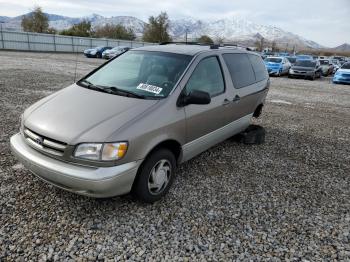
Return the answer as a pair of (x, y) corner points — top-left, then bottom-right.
(169, 17), (324, 49)
(0, 12), (324, 48)
(332, 43), (350, 52)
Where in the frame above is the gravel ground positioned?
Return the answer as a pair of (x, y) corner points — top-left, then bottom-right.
(0, 51), (349, 261)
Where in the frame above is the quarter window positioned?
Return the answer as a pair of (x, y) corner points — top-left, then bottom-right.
(185, 56), (225, 97)
(248, 54), (269, 82)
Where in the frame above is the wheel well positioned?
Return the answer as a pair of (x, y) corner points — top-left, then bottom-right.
(253, 104), (263, 118)
(147, 140), (182, 165)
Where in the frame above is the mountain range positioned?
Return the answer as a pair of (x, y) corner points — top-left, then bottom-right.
(0, 12), (348, 50)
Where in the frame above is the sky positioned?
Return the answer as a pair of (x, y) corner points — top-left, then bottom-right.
(0, 0), (349, 47)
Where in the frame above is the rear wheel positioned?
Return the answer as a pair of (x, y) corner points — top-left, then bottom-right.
(132, 149), (176, 203)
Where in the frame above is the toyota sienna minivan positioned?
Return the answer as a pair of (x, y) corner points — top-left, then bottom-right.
(10, 44), (269, 203)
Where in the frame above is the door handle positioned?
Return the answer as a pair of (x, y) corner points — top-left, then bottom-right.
(222, 99), (231, 106)
(232, 95), (240, 102)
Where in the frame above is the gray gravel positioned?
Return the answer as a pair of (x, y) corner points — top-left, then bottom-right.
(0, 51), (350, 261)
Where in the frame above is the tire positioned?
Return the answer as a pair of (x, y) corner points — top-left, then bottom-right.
(241, 125), (266, 145)
(132, 149), (176, 203)
(97, 52), (102, 59)
(310, 73), (315, 81)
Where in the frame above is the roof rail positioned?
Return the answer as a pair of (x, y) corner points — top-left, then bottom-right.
(221, 43), (252, 51)
(159, 41), (253, 51)
(159, 41), (205, 46)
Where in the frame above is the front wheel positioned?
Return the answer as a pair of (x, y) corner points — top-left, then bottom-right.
(132, 149), (176, 203)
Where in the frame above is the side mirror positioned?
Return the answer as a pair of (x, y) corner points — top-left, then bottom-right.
(177, 90), (211, 107)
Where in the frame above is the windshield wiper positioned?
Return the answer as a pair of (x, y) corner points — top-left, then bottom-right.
(78, 79), (110, 93)
(104, 86), (146, 99)
(78, 80), (151, 99)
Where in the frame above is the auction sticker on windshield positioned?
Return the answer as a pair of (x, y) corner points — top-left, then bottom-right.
(136, 83), (163, 94)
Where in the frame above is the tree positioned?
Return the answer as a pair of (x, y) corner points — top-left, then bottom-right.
(21, 7), (49, 33)
(255, 37), (265, 52)
(60, 20), (92, 37)
(271, 41), (277, 52)
(142, 12), (171, 43)
(197, 35), (214, 45)
(94, 24), (136, 40)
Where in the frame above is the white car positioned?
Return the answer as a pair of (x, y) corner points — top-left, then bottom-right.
(102, 46), (131, 59)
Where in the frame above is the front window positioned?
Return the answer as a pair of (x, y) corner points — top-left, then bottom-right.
(265, 58), (282, 63)
(185, 56), (225, 97)
(80, 51), (192, 99)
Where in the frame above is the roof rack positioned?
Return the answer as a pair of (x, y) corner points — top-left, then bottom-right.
(159, 41), (253, 51)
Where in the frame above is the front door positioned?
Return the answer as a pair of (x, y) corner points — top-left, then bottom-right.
(182, 56), (231, 161)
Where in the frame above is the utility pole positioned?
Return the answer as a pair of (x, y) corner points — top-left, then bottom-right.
(185, 28), (188, 44)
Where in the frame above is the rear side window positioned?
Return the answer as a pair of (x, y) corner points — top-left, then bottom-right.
(222, 53), (255, 89)
(248, 54), (269, 82)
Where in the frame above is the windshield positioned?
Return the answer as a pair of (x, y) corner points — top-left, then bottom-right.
(265, 58), (282, 63)
(81, 51), (192, 98)
(320, 60), (329, 65)
(295, 60), (316, 67)
(286, 57), (296, 63)
(341, 62), (350, 69)
(297, 55), (312, 60)
(95, 46), (103, 50)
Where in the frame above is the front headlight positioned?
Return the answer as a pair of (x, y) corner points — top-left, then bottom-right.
(74, 142), (128, 161)
(90, 50), (97, 55)
(289, 69), (294, 74)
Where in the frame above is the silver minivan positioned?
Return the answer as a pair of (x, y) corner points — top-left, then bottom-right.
(10, 44), (269, 202)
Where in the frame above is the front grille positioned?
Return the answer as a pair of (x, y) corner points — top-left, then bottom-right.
(342, 73), (350, 78)
(23, 128), (67, 156)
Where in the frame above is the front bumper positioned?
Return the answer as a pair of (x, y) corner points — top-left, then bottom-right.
(84, 53), (97, 58)
(267, 68), (281, 75)
(289, 71), (314, 78)
(333, 76), (350, 84)
(10, 133), (142, 198)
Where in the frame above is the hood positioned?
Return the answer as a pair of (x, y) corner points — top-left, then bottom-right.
(291, 66), (314, 71)
(336, 68), (350, 74)
(110, 50), (123, 55)
(24, 84), (159, 145)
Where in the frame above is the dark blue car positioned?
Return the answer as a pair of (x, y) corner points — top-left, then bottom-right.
(83, 46), (112, 58)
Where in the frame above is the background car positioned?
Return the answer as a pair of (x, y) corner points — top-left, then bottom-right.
(333, 62), (350, 84)
(319, 59), (334, 76)
(83, 46), (112, 58)
(264, 57), (291, 76)
(102, 46), (131, 59)
(288, 60), (322, 80)
(285, 56), (297, 65)
(332, 59), (341, 73)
